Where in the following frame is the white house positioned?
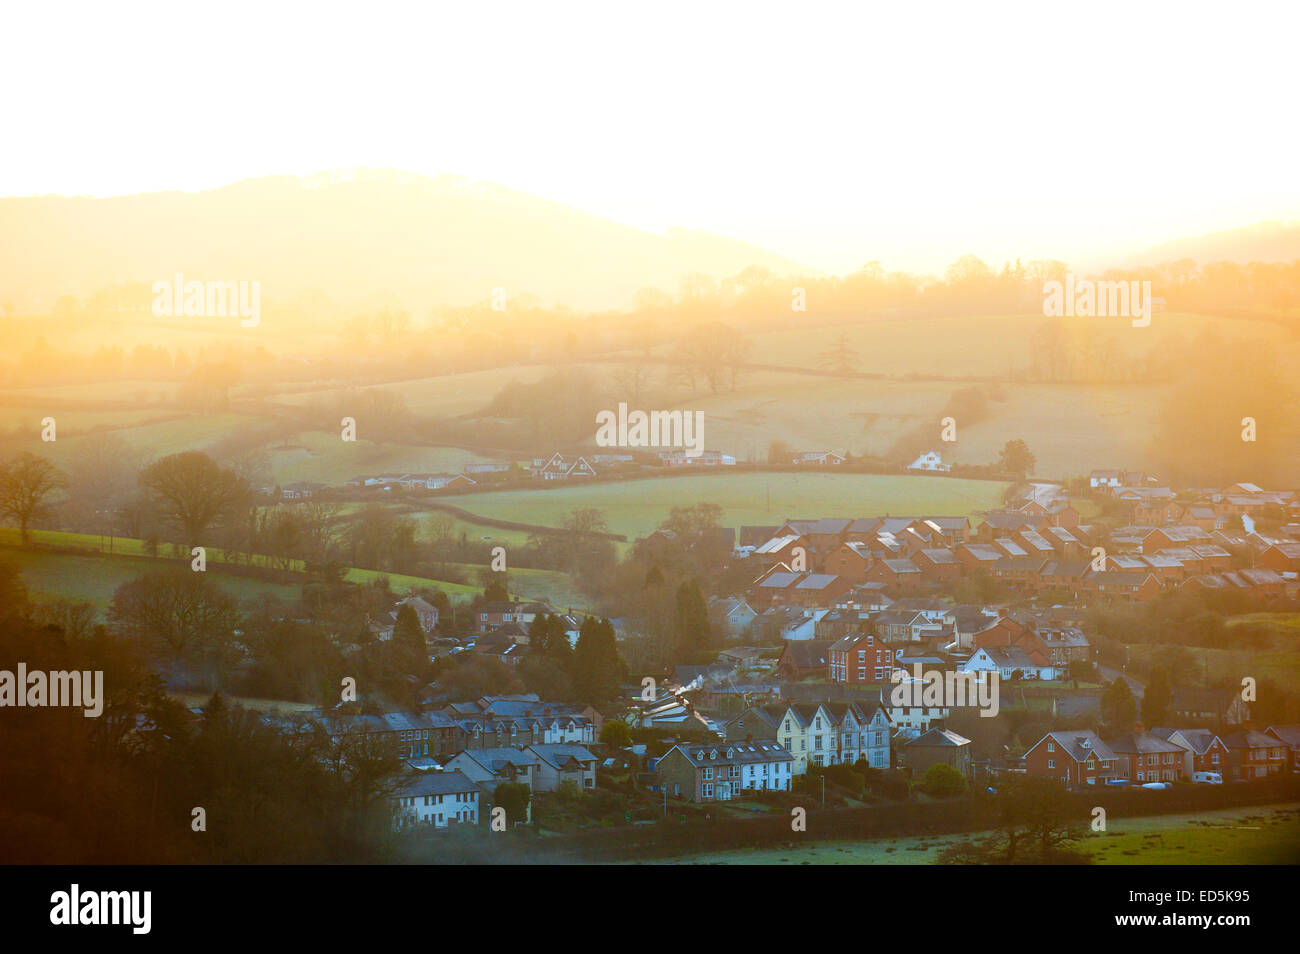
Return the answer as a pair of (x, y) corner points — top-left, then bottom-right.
(907, 450), (951, 472)
(709, 596), (758, 637)
(660, 450), (736, 467)
(960, 646), (1060, 681)
(392, 770), (479, 829)
(1089, 469), (1122, 489)
(794, 451), (846, 466)
(535, 453), (597, 480)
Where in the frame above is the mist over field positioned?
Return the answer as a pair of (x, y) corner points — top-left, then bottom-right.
(2, 3), (1299, 897)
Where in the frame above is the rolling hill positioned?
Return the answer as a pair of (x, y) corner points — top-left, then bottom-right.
(0, 169), (812, 314)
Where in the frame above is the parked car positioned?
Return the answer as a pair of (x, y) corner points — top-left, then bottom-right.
(1104, 778), (1129, 786)
(1192, 771), (1223, 785)
(1141, 781), (1171, 790)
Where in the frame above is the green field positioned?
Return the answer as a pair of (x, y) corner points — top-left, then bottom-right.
(266, 430), (494, 485)
(269, 364), (553, 417)
(673, 803), (1300, 865)
(7, 412), (256, 465)
(590, 368), (1173, 479)
(442, 472), (1010, 539)
(0, 528), (581, 613)
(1, 548), (303, 611)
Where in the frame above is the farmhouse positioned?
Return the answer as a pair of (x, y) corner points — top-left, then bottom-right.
(792, 450), (846, 466)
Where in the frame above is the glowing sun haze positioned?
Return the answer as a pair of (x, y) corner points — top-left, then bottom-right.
(5, 0), (1298, 274)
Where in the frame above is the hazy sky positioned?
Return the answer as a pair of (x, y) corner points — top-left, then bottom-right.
(5, 0), (1299, 274)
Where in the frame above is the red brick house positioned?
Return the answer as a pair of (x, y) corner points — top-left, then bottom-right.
(1023, 731), (1118, 786)
(970, 616), (1029, 653)
(1037, 559), (1093, 596)
(1259, 542), (1300, 575)
(823, 542), (873, 584)
(790, 573), (853, 606)
(1044, 502), (1081, 528)
(865, 558), (924, 593)
(915, 547), (961, 584)
(1265, 725), (1300, 773)
(1151, 727), (1227, 775)
(1104, 728), (1187, 783)
(955, 543), (1003, 573)
(1221, 729), (1288, 780)
(1085, 570), (1162, 602)
(990, 556), (1047, 590)
(829, 632), (893, 684)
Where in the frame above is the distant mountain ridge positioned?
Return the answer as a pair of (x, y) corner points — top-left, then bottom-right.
(1130, 220), (1300, 267)
(0, 168), (813, 313)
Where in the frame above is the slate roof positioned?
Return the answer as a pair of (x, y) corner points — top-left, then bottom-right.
(395, 769), (479, 797)
(1104, 732), (1187, 756)
(672, 741), (794, 766)
(1029, 730), (1116, 763)
(906, 728), (971, 747)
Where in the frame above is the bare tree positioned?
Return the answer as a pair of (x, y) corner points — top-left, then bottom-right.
(0, 452), (66, 543)
(138, 451), (252, 547)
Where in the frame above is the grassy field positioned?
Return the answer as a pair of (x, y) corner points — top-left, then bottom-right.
(1, 547), (303, 611)
(7, 412), (256, 465)
(0, 527), (582, 612)
(742, 312), (1295, 378)
(10, 314), (1294, 488)
(672, 803), (1300, 865)
(608, 370), (1173, 479)
(1082, 804), (1300, 864)
(441, 472), (1010, 539)
(269, 364), (554, 417)
(0, 406), (173, 435)
(0, 378), (182, 403)
(266, 430), (494, 485)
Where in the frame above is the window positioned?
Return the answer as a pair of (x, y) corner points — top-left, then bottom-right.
(1047, 759), (1054, 769)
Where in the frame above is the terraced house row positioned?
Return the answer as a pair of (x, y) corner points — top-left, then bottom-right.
(723, 700), (892, 773)
(1024, 723), (1300, 786)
